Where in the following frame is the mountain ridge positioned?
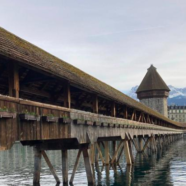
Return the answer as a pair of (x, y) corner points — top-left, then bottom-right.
(126, 85), (186, 106)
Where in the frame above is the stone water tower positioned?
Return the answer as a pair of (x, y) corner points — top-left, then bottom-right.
(136, 65), (170, 117)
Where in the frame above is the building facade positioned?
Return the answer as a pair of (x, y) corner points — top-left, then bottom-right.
(136, 65), (170, 117)
(168, 106), (186, 122)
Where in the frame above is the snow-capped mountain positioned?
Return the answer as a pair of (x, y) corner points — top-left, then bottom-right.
(126, 85), (186, 106)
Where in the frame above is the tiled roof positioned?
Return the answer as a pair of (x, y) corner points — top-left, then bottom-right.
(136, 65), (170, 93)
(0, 27), (183, 127)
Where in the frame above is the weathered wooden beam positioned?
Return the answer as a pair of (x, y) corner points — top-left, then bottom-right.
(69, 149), (82, 184)
(112, 141), (117, 163)
(116, 146), (124, 163)
(41, 150), (60, 184)
(130, 138), (140, 152)
(82, 148), (95, 185)
(62, 150), (68, 184)
(111, 141), (123, 164)
(8, 62), (19, 98)
(128, 140), (134, 164)
(124, 106), (128, 119)
(93, 95), (98, 114)
(111, 102), (116, 117)
(123, 140), (132, 165)
(33, 147), (42, 184)
(64, 81), (71, 108)
(95, 143), (105, 164)
(90, 144), (95, 165)
(131, 110), (135, 120)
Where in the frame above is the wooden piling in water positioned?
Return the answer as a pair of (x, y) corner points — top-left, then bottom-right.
(124, 140), (132, 165)
(33, 147), (42, 184)
(82, 148), (95, 185)
(62, 149), (68, 184)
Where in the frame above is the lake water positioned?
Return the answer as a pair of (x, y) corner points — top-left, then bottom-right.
(0, 137), (186, 186)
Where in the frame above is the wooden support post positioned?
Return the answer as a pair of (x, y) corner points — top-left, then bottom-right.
(64, 81), (71, 108)
(128, 140), (134, 164)
(111, 141), (123, 164)
(111, 102), (116, 117)
(112, 141), (117, 163)
(82, 148), (95, 185)
(131, 110), (135, 120)
(69, 149), (82, 184)
(90, 144), (95, 165)
(131, 138), (140, 152)
(124, 106), (128, 119)
(93, 95), (98, 114)
(116, 146), (124, 163)
(62, 150), (68, 184)
(8, 62), (19, 98)
(41, 150), (60, 184)
(104, 141), (109, 165)
(123, 140), (132, 165)
(138, 113), (142, 122)
(126, 165), (132, 186)
(33, 147), (42, 184)
(95, 143), (105, 164)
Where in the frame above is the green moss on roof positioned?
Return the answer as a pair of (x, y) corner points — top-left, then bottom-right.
(0, 27), (183, 128)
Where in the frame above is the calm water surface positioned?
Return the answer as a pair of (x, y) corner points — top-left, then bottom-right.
(0, 138), (186, 186)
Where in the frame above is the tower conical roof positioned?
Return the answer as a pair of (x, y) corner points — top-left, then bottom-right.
(136, 65), (170, 93)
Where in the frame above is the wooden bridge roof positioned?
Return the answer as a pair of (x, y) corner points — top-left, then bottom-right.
(136, 65), (170, 93)
(0, 27), (183, 128)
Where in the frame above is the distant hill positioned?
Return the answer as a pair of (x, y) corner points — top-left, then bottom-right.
(126, 85), (186, 106)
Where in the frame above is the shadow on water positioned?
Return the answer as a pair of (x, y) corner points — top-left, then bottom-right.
(0, 139), (186, 185)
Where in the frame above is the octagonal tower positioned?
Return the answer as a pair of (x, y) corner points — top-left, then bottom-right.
(136, 65), (170, 117)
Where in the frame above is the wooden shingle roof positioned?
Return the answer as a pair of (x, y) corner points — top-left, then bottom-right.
(0, 27), (183, 127)
(136, 65), (170, 93)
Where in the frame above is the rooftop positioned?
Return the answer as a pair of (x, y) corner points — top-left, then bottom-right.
(136, 65), (170, 93)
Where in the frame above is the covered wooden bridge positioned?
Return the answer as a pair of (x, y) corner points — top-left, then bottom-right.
(0, 27), (184, 185)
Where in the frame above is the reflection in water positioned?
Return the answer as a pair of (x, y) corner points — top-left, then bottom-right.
(0, 138), (186, 185)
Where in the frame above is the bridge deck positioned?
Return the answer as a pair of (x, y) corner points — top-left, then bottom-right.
(0, 94), (182, 151)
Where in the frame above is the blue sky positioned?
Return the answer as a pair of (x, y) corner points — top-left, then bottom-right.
(0, 0), (186, 91)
